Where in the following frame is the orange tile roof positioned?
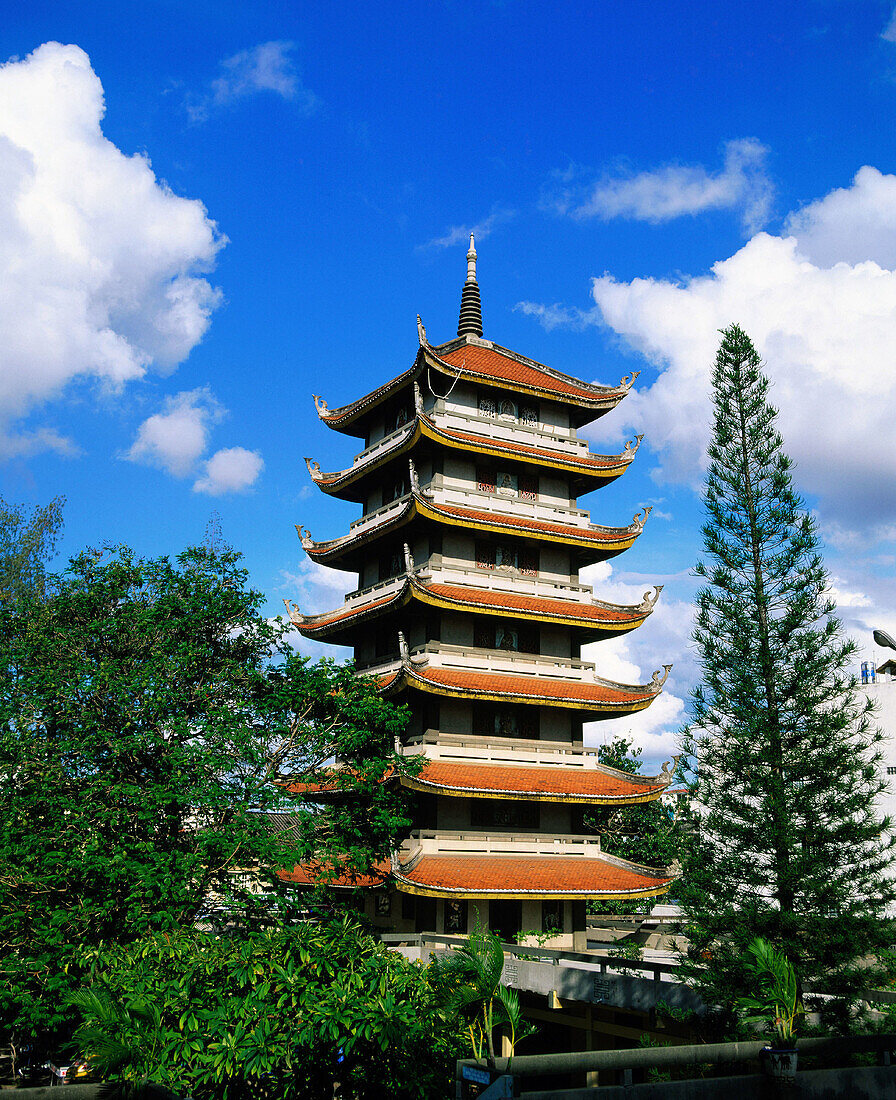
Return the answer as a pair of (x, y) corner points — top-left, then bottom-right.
(423, 583), (641, 623)
(426, 499), (641, 544)
(294, 589), (401, 631)
(303, 495), (645, 566)
(407, 760), (666, 802)
(400, 665), (656, 707)
(436, 344), (626, 404)
(279, 860), (390, 888)
(396, 854), (673, 898)
(420, 417), (630, 474)
(292, 577), (655, 639)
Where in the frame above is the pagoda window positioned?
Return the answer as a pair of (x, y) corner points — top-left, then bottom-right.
(519, 473), (538, 501)
(445, 899), (467, 934)
(378, 547), (404, 581)
(394, 405), (411, 431)
(375, 893), (392, 917)
(499, 399), (516, 421)
(542, 901), (563, 935)
(474, 705), (539, 740)
(518, 546), (538, 576)
(471, 800), (540, 829)
(520, 404), (539, 426)
(478, 395), (496, 419)
(476, 541), (496, 570)
(473, 621), (539, 652)
(477, 466), (496, 494)
(386, 473), (410, 503)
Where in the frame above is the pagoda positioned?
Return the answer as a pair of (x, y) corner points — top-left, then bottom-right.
(287, 238), (677, 949)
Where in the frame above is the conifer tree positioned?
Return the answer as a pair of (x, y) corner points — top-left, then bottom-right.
(680, 324), (895, 1022)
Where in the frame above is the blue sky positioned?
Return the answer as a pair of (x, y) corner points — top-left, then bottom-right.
(3, 1), (896, 762)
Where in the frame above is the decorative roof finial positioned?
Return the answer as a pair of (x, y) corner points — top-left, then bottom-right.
(466, 234), (477, 283)
(457, 233), (483, 338)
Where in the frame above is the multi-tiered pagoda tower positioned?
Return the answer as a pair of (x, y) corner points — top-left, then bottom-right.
(289, 238), (676, 949)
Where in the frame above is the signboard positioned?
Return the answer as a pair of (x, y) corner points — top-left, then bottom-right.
(459, 1066), (515, 1099)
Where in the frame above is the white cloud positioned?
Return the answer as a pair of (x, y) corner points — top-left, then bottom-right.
(525, 166), (896, 533)
(883, 8), (896, 42)
(127, 388), (223, 477)
(783, 166), (896, 267)
(0, 42), (224, 456)
(188, 41), (318, 122)
(193, 447), (264, 496)
(580, 561), (695, 766)
(560, 138), (773, 233)
(425, 208), (516, 249)
(279, 559), (356, 661)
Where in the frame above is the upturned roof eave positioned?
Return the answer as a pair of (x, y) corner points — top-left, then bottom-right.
(287, 573), (661, 641)
(299, 493), (651, 569)
(304, 415), (641, 500)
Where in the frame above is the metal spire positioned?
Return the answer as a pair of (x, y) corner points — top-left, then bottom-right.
(457, 233), (483, 338)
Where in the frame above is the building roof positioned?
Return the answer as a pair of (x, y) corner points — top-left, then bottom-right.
(381, 662), (670, 718)
(430, 341), (635, 408)
(299, 493), (650, 569)
(305, 413), (641, 500)
(311, 340), (638, 435)
(286, 573), (661, 643)
(392, 853), (674, 900)
(402, 759), (669, 803)
(279, 860), (390, 889)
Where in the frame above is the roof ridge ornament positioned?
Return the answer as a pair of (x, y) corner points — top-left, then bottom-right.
(296, 525), (313, 549)
(628, 505), (653, 532)
(282, 599), (304, 626)
(622, 434), (644, 458)
(413, 380), (424, 415)
(649, 665), (673, 692)
(659, 754), (683, 784)
(638, 585), (664, 612)
(304, 457), (322, 478)
(417, 314), (429, 347)
(398, 630), (410, 663)
(618, 371), (641, 390)
(403, 542), (415, 573)
(313, 395), (329, 416)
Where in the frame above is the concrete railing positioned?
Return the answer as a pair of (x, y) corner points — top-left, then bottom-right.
(401, 830), (604, 858)
(456, 1033), (896, 1098)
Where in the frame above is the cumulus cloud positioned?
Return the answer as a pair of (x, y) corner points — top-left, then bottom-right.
(883, 8), (896, 42)
(783, 166), (896, 267)
(188, 41), (319, 122)
(127, 388), (223, 477)
(580, 561), (695, 765)
(424, 208), (516, 250)
(0, 42), (224, 456)
(193, 447), (264, 496)
(556, 138), (773, 233)
(525, 166), (896, 534)
(279, 559), (356, 660)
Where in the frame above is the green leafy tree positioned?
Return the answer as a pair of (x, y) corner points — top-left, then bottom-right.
(0, 494), (64, 604)
(0, 545), (413, 1041)
(587, 736), (685, 869)
(680, 324), (896, 1023)
(71, 918), (465, 1100)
